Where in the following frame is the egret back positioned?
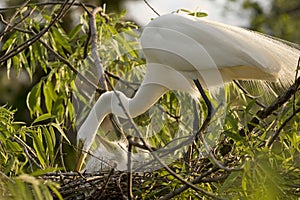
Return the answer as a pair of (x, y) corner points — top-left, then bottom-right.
(141, 14), (300, 87)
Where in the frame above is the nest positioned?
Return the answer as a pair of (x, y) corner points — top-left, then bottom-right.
(40, 170), (160, 200)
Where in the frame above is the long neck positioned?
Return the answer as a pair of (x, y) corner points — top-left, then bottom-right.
(77, 92), (113, 152)
(128, 83), (168, 117)
(78, 84), (168, 152)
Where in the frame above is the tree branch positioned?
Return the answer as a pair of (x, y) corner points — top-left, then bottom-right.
(247, 59), (300, 133)
(0, 0), (74, 65)
(89, 7), (108, 91)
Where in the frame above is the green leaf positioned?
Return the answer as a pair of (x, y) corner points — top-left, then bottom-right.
(69, 24), (83, 41)
(32, 113), (53, 125)
(32, 128), (46, 168)
(48, 126), (56, 147)
(12, 56), (21, 77)
(43, 81), (57, 113)
(224, 130), (243, 141)
(188, 12), (208, 18)
(219, 171), (241, 192)
(27, 82), (42, 116)
(48, 183), (63, 200)
(43, 127), (54, 160)
(51, 98), (64, 121)
(52, 28), (72, 53)
(67, 100), (75, 123)
(51, 123), (70, 144)
(245, 99), (257, 113)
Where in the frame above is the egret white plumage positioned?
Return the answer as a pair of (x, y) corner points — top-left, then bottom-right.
(76, 13), (300, 171)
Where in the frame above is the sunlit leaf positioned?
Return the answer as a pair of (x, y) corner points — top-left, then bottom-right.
(32, 113), (53, 125)
(51, 123), (70, 144)
(68, 24), (83, 41)
(27, 82), (42, 116)
(32, 127), (46, 168)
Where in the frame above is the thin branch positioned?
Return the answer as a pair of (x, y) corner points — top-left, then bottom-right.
(0, 0), (74, 65)
(105, 79), (223, 200)
(127, 136), (134, 200)
(97, 168), (115, 199)
(0, 15), (32, 34)
(89, 7), (107, 91)
(0, 171), (14, 183)
(267, 106), (300, 147)
(246, 64), (300, 133)
(59, 135), (67, 172)
(0, 0), (31, 40)
(143, 0), (160, 16)
(37, 38), (105, 94)
(12, 135), (43, 170)
(160, 166), (223, 200)
(233, 80), (267, 109)
(105, 70), (140, 87)
(0, 1), (96, 12)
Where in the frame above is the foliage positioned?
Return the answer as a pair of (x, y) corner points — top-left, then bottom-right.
(227, 0), (300, 43)
(0, 1), (300, 199)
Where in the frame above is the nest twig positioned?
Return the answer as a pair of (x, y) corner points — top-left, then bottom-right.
(40, 170), (161, 200)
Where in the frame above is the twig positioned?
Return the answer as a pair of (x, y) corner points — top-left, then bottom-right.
(105, 79), (223, 199)
(105, 70), (140, 90)
(0, 171), (14, 183)
(184, 100), (199, 171)
(233, 80), (267, 109)
(267, 106), (300, 147)
(155, 104), (181, 121)
(97, 168), (115, 199)
(160, 166), (223, 200)
(12, 135), (43, 170)
(0, 1), (96, 12)
(0, 15), (32, 34)
(59, 135), (67, 172)
(246, 66), (300, 133)
(0, 0), (74, 65)
(118, 173), (129, 199)
(89, 7), (107, 91)
(0, 0), (31, 40)
(127, 136), (134, 200)
(37, 38), (105, 94)
(143, 0), (160, 16)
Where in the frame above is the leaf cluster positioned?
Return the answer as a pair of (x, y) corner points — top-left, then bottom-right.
(0, 1), (300, 200)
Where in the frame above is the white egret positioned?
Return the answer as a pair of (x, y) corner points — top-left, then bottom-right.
(76, 13), (300, 171)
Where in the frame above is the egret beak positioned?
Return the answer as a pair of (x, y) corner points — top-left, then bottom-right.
(75, 140), (86, 172)
(75, 152), (86, 172)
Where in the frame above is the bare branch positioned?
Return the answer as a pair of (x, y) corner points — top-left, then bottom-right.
(268, 106), (300, 147)
(143, 0), (160, 16)
(0, 0), (75, 65)
(89, 7), (107, 91)
(0, 0), (31, 40)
